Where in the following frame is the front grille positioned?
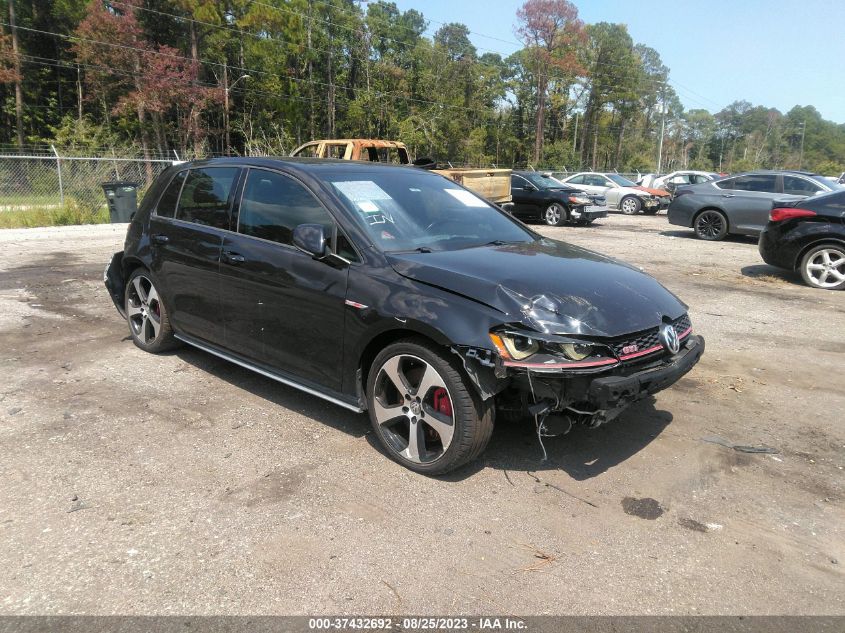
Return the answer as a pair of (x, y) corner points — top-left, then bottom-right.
(608, 314), (692, 361)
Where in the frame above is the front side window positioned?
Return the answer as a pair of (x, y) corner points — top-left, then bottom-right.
(567, 175), (585, 185)
(238, 169), (335, 246)
(156, 170), (187, 218)
(325, 168), (536, 253)
(175, 167), (239, 229)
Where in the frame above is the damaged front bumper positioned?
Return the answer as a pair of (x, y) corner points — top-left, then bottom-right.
(460, 334), (704, 426)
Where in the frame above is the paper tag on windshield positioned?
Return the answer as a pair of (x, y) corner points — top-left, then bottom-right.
(445, 189), (487, 207)
(357, 200), (379, 212)
(334, 181), (392, 202)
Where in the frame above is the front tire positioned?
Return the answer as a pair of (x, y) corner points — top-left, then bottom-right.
(543, 202), (568, 226)
(125, 268), (179, 353)
(366, 338), (494, 475)
(694, 209), (728, 241)
(800, 244), (845, 290)
(619, 196), (642, 215)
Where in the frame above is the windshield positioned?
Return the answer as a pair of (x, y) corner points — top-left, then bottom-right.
(815, 175), (845, 190)
(523, 173), (568, 189)
(324, 168), (536, 252)
(606, 174), (638, 187)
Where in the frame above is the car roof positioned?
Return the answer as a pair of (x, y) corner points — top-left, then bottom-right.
(174, 156), (418, 174)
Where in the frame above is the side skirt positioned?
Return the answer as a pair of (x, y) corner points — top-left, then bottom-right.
(174, 333), (364, 413)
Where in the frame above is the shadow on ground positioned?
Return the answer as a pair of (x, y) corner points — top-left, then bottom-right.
(659, 229), (758, 244)
(173, 345), (673, 483)
(740, 263), (804, 287)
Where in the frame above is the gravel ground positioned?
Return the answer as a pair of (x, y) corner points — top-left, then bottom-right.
(0, 215), (842, 615)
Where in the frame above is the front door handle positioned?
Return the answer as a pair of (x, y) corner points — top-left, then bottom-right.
(151, 233), (169, 244)
(721, 194), (735, 198)
(222, 251), (245, 265)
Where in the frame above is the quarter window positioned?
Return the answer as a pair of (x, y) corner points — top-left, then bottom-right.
(238, 169), (335, 246)
(156, 170), (186, 218)
(175, 167), (239, 229)
(783, 175), (823, 195)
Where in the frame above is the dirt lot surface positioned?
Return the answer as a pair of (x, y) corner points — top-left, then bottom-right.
(0, 215), (843, 615)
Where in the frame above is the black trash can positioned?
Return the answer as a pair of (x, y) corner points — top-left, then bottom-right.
(101, 181), (139, 223)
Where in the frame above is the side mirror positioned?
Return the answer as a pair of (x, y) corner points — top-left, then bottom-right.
(293, 223), (328, 259)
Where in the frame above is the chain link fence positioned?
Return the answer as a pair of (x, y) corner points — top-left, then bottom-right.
(0, 145), (178, 227)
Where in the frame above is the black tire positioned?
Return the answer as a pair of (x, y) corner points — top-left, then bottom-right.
(799, 244), (845, 290)
(693, 209), (729, 241)
(619, 195), (642, 215)
(643, 207), (659, 215)
(543, 202), (568, 227)
(366, 338), (494, 475)
(125, 268), (179, 353)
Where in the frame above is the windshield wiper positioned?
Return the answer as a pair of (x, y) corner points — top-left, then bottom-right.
(390, 246), (433, 253)
(483, 239), (519, 246)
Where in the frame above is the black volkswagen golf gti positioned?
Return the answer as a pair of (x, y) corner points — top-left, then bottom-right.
(105, 158), (704, 474)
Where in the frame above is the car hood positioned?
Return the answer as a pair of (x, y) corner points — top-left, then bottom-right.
(635, 185), (671, 197)
(386, 239), (687, 338)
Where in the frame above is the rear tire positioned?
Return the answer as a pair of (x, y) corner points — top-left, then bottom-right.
(366, 338), (494, 475)
(693, 209), (728, 241)
(619, 196), (641, 215)
(800, 244), (845, 290)
(125, 268), (179, 353)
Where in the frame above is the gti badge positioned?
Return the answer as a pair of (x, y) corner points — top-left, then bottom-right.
(659, 323), (680, 354)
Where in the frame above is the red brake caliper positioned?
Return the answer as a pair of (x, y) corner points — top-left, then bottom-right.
(432, 388), (452, 417)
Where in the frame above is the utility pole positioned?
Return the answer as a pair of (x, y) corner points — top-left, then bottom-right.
(798, 120), (806, 170)
(656, 86), (666, 174)
(572, 113), (578, 154)
(223, 62), (249, 157)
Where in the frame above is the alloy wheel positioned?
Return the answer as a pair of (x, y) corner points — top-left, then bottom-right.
(126, 275), (162, 345)
(804, 248), (845, 289)
(372, 354), (455, 464)
(545, 203), (563, 226)
(620, 197), (639, 214)
(695, 210), (727, 240)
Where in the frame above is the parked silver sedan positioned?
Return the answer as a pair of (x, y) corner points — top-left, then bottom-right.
(668, 170), (843, 240)
(560, 172), (661, 215)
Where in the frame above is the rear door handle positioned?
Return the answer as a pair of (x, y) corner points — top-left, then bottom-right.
(721, 194), (735, 198)
(222, 251), (245, 265)
(151, 233), (169, 244)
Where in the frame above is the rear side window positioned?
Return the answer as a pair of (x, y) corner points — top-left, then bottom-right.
(567, 175), (585, 185)
(738, 175), (777, 192)
(156, 171), (186, 218)
(238, 169), (334, 246)
(176, 167), (239, 229)
(783, 175), (824, 195)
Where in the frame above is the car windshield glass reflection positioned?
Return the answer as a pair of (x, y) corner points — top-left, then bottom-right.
(606, 174), (638, 187)
(522, 173), (565, 189)
(326, 169), (536, 252)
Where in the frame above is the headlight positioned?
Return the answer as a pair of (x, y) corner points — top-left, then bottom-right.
(568, 196), (590, 205)
(489, 332), (539, 360)
(560, 342), (592, 361)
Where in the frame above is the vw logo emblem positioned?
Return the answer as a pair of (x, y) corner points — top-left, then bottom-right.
(659, 324), (680, 354)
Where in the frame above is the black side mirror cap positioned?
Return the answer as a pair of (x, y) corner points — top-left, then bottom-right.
(292, 223), (328, 259)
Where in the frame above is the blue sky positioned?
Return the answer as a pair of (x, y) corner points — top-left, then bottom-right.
(392, 0), (845, 123)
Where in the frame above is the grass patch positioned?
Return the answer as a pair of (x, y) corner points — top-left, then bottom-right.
(0, 201), (109, 229)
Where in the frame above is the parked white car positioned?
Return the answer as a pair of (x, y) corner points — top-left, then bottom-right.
(642, 170), (721, 192)
(560, 172), (661, 214)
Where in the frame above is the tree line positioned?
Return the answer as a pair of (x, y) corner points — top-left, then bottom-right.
(1, 0), (844, 174)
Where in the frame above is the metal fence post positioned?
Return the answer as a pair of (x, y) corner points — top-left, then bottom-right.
(51, 144), (65, 207)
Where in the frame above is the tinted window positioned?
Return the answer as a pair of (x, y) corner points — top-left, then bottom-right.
(510, 175), (525, 189)
(238, 169), (334, 246)
(156, 171), (186, 218)
(176, 167), (238, 229)
(723, 175), (777, 192)
(715, 178), (736, 190)
(783, 175), (823, 195)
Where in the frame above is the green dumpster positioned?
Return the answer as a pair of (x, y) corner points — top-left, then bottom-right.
(101, 181), (139, 223)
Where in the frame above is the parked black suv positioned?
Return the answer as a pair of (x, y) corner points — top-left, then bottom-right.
(105, 158), (704, 474)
